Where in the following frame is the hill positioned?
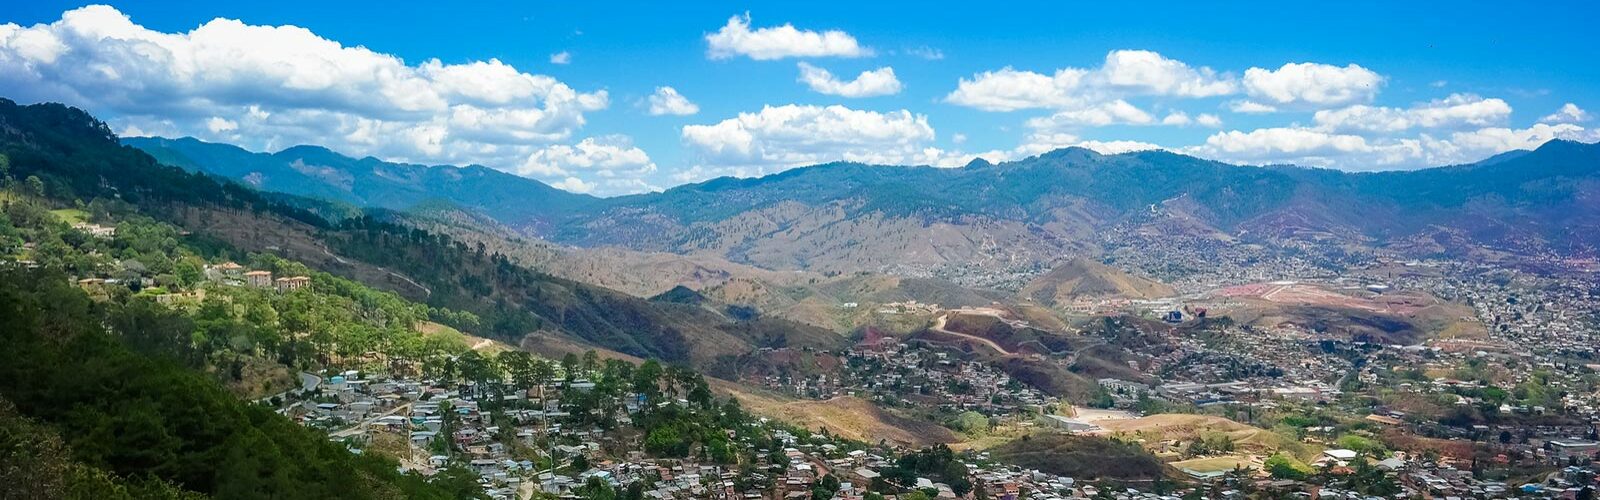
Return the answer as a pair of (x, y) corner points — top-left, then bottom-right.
(1018, 257), (1175, 306)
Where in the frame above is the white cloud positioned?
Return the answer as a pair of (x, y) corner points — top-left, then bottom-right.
(951, 133), (967, 144)
(517, 135), (656, 181)
(1159, 111), (1222, 127)
(1313, 94), (1511, 134)
(549, 176), (595, 194)
(1242, 62), (1384, 108)
(945, 50), (1233, 112)
(705, 13), (868, 60)
(1540, 103), (1590, 124)
(905, 46), (944, 60)
(206, 116), (238, 134)
(1099, 50), (1235, 97)
(945, 66), (1089, 111)
(549, 51), (571, 65)
(1444, 123), (1595, 154)
(645, 86), (699, 116)
(796, 62), (902, 97)
(1190, 123), (1598, 170)
(1025, 100), (1154, 128)
(680, 104), (934, 174)
(1195, 128), (1373, 165)
(0, 5), (608, 175)
(1229, 100), (1278, 114)
(1071, 139), (1165, 155)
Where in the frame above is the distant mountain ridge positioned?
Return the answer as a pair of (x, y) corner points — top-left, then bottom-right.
(125, 136), (596, 232)
(129, 136), (1600, 275)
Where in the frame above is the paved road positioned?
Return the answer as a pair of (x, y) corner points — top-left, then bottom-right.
(258, 371), (322, 405)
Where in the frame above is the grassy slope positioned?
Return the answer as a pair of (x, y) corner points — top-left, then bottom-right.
(988, 433), (1167, 480)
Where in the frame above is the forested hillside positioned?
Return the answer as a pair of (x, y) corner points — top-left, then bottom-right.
(0, 219), (481, 498)
(2, 98), (844, 367)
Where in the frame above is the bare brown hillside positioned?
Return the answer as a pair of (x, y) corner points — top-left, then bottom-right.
(1018, 257), (1175, 307)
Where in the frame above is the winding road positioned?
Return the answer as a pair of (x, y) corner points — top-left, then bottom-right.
(928, 313), (1105, 367)
(316, 245), (432, 297)
(257, 371), (322, 405)
(929, 314), (1015, 356)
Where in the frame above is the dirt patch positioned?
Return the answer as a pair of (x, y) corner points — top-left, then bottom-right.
(1096, 414), (1308, 457)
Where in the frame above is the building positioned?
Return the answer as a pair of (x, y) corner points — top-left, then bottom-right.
(1040, 415), (1098, 433)
(72, 222), (116, 238)
(1548, 439), (1599, 460)
(275, 275), (310, 292)
(245, 270), (273, 287)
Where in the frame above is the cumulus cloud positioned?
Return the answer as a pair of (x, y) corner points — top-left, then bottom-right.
(1190, 123), (1598, 170)
(549, 51), (571, 64)
(1229, 100), (1278, 114)
(548, 176), (596, 194)
(646, 86), (699, 116)
(517, 135), (656, 179)
(1025, 100), (1155, 128)
(1160, 111), (1222, 127)
(705, 13), (868, 60)
(796, 62), (902, 97)
(1540, 103), (1590, 124)
(1312, 94), (1511, 134)
(0, 6), (627, 185)
(1098, 50), (1236, 97)
(1194, 128), (1373, 165)
(945, 50), (1232, 112)
(680, 104), (934, 174)
(945, 66), (1089, 111)
(1242, 62), (1384, 108)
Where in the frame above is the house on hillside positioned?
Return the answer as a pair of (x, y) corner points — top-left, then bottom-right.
(245, 270), (273, 287)
(275, 276), (310, 292)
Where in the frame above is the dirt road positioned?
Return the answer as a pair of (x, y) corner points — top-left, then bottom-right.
(929, 314), (1014, 356)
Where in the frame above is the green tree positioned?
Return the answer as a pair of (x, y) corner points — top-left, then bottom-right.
(499, 350), (536, 392)
(25, 175), (44, 197)
(1264, 453), (1312, 480)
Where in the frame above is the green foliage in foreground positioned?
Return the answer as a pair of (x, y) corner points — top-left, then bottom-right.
(0, 266), (469, 499)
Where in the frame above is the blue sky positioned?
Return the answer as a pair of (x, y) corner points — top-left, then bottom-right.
(2, 1), (1598, 195)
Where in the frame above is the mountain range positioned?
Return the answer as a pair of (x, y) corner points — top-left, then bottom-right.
(128, 136), (1600, 278)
